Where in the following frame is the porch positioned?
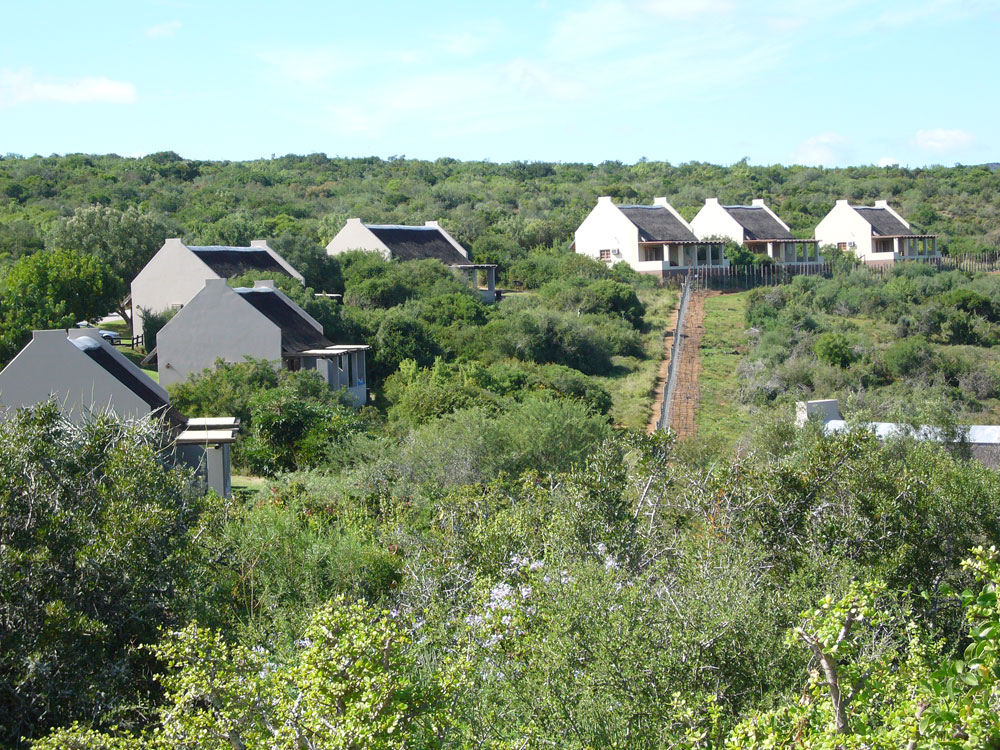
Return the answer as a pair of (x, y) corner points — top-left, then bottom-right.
(746, 239), (822, 264)
(637, 241), (729, 273)
(872, 235), (939, 260)
(452, 263), (499, 302)
(285, 344), (371, 405)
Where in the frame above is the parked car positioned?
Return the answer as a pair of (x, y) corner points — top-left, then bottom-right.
(75, 321), (122, 344)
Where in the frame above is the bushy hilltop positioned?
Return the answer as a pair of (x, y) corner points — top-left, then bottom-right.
(1, 152), (998, 260)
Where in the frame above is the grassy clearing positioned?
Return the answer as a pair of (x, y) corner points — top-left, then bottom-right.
(594, 286), (677, 430)
(693, 291), (753, 448)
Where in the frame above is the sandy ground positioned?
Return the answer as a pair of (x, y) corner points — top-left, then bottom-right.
(664, 289), (719, 439)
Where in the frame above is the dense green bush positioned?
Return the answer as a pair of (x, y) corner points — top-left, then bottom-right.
(813, 331), (853, 368)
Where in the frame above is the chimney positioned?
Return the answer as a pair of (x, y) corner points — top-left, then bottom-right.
(874, 199), (889, 208)
(653, 196), (670, 207)
(253, 279), (276, 289)
(751, 198), (765, 207)
(205, 278), (228, 289)
(424, 220), (441, 228)
(249, 239), (268, 248)
(598, 196), (613, 204)
(836, 199), (849, 206)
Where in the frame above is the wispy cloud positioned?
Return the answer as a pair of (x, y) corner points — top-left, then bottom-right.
(258, 49), (353, 86)
(146, 20), (181, 38)
(913, 128), (974, 152)
(0, 69), (137, 108)
(793, 133), (849, 166)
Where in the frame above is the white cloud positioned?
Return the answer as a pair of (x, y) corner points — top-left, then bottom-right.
(502, 58), (587, 100)
(913, 128), (974, 152)
(146, 21), (181, 38)
(793, 133), (848, 166)
(0, 69), (136, 108)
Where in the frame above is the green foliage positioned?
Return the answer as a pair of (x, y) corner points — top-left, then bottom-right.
(884, 335), (934, 378)
(0, 248), (122, 365)
(138, 306), (175, 353)
(37, 599), (456, 750)
(0, 403), (206, 747)
(241, 373), (365, 475)
(47, 205), (172, 286)
(814, 331), (853, 368)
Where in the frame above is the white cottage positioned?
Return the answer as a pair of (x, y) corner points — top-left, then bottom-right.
(814, 200), (938, 265)
(690, 198), (821, 264)
(130, 238), (304, 327)
(574, 196), (727, 277)
(150, 279), (369, 404)
(326, 219), (498, 301)
(0, 329), (238, 496)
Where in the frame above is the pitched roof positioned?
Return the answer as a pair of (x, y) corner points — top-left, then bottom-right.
(234, 288), (332, 353)
(70, 336), (187, 428)
(618, 206), (698, 242)
(853, 208), (915, 236)
(188, 246), (293, 278)
(723, 206), (794, 241)
(365, 225), (469, 264)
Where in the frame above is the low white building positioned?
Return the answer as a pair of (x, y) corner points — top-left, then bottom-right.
(150, 279), (369, 404)
(326, 219), (497, 301)
(690, 198), (821, 263)
(0, 329), (238, 496)
(574, 196), (727, 277)
(130, 238), (304, 328)
(814, 200), (938, 265)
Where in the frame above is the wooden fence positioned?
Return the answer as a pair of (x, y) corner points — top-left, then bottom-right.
(688, 253), (1000, 291)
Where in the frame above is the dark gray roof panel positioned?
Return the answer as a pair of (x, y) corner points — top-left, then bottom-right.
(70, 337), (187, 428)
(235, 289), (332, 353)
(366, 225), (469, 264)
(618, 206), (698, 242)
(724, 206), (794, 241)
(854, 208), (915, 236)
(189, 246), (292, 278)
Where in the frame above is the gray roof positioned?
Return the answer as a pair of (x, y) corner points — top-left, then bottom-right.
(618, 206), (698, 242)
(366, 225), (469, 264)
(189, 246), (293, 278)
(70, 336), (187, 429)
(853, 208), (916, 237)
(723, 206), (794, 241)
(234, 288), (332, 354)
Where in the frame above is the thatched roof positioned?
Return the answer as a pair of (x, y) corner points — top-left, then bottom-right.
(854, 208), (916, 236)
(189, 246), (293, 278)
(618, 206), (698, 242)
(724, 206), (794, 241)
(366, 225), (469, 264)
(235, 288), (332, 354)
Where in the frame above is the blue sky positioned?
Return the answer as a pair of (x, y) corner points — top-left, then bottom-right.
(1, 0), (997, 167)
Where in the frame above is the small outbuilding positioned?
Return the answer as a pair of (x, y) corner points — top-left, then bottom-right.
(814, 200), (938, 265)
(0, 329), (238, 496)
(150, 279), (369, 404)
(130, 238), (304, 328)
(325, 219), (498, 301)
(690, 198), (821, 264)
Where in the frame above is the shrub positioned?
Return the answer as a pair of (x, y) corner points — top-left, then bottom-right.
(814, 332), (853, 368)
(883, 335), (934, 379)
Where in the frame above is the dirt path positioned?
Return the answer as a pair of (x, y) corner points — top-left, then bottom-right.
(667, 289), (719, 439)
(646, 302), (681, 434)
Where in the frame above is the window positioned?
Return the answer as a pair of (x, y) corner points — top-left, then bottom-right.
(642, 246), (664, 262)
(598, 249), (612, 261)
(837, 242), (847, 251)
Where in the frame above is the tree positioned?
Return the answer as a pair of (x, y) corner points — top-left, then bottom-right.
(36, 599), (458, 750)
(0, 248), (122, 365)
(0, 403), (207, 747)
(48, 205), (172, 328)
